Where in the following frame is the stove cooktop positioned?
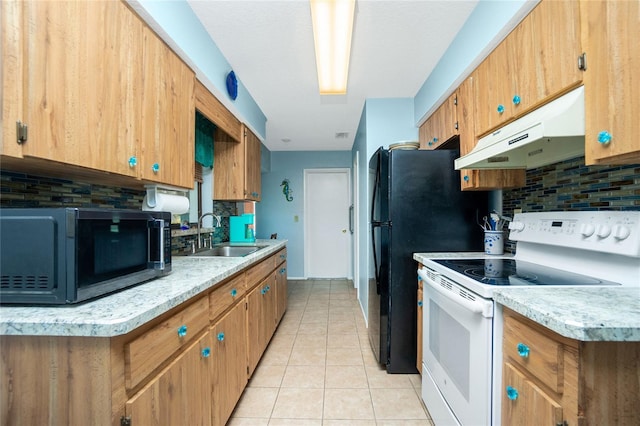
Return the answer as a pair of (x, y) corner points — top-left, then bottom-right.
(433, 258), (622, 287)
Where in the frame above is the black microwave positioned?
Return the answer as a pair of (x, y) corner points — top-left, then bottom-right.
(0, 208), (171, 305)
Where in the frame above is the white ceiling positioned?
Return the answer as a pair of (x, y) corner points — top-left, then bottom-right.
(187, 0), (479, 151)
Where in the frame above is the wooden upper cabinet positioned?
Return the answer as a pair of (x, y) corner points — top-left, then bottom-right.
(582, 0), (640, 165)
(3, 0), (196, 188)
(419, 92), (458, 150)
(1, 0), (24, 159)
(474, 0), (582, 137)
(140, 26), (195, 189)
(244, 126), (262, 201)
(194, 79), (242, 143)
(213, 124), (262, 201)
(458, 75), (525, 191)
(17, 0), (144, 177)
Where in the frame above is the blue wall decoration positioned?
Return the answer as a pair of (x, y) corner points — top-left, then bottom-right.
(280, 179), (293, 202)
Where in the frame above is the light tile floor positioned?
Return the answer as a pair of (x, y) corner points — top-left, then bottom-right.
(229, 279), (435, 425)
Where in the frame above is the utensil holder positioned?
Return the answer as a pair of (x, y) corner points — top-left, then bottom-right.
(484, 231), (504, 255)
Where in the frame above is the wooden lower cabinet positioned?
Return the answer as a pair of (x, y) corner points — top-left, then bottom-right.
(502, 308), (640, 426)
(211, 301), (248, 426)
(0, 247), (287, 426)
(247, 275), (277, 376)
(126, 331), (213, 425)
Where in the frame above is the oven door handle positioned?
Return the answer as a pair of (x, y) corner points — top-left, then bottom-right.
(418, 268), (493, 318)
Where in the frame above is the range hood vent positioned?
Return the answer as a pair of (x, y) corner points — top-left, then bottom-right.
(455, 86), (585, 170)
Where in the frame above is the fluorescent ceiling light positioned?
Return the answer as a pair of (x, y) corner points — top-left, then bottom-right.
(310, 0), (355, 95)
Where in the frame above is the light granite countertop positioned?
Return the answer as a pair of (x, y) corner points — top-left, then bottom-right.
(0, 240), (286, 338)
(494, 287), (640, 341)
(415, 252), (640, 342)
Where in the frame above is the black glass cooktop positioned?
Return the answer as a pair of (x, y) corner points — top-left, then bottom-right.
(433, 258), (621, 287)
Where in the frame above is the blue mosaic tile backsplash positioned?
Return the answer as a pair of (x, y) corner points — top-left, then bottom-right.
(502, 156), (640, 251)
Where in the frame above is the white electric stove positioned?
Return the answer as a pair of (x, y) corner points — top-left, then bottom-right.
(418, 211), (640, 426)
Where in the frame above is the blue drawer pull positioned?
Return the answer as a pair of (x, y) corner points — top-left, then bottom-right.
(517, 343), (530, 358)
(506, 386), (518, 400)
(177, 325), (187, 337)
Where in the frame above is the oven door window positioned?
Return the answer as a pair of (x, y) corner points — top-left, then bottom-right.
(422, 282), (493, 426)
(76, 219), (149, 287)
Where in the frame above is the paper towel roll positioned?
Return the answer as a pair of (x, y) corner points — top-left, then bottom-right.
(142, 193), (189, 215)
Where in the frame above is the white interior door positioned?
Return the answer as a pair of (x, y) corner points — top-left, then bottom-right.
(304, 168), (351, 278)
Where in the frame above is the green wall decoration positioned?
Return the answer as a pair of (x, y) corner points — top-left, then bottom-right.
(280, 179), (293, 202)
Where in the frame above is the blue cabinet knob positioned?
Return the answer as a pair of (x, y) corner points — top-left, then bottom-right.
(497, 104), (505, 114)
(417, 300), (423, 307)
(517, 343), (530, 357)
(506, 386), (518, 400)
(128, 156), (137, 168)
(177, 325), (187, 337)
(280, 268), (286, 274)
(428, 141), (433, 146)
(463, 175), (470, 182)
(217, 332), (225, 342)
(512, 95), (521, 105)
(597, 131), (612, 145)
(433, 137), (438, 143)
(151, 163), (160, 173)
(261, 288), (266, 295)
(201, 347), (211, 358)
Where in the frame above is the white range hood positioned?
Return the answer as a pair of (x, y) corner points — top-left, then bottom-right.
(455, 86), (585, 170)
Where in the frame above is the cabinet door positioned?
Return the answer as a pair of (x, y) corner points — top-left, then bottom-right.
(20, 0), (142, 176)
(244, 125), (262, 201)
(502, 362), (563, 426)
(141, 27), (195, 188)
(474, 40), (512, 135)
(582, 0), (640, 165)
(419, 92), (458, 150)
(247, 277), (276, 375)
(211, 301), (247, 426)
(508, 0), (582, 115)
(126, 332), (212, 426)
(1, 0), (24, 159)
(275, 261), (288, 324)
(458, 75), (525, 190)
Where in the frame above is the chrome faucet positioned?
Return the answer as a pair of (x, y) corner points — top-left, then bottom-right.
(197, 213), (221, 249)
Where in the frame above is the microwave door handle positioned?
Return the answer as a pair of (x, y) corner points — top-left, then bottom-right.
(418, 268), (492, 318)
(149, 218), (166, 270)
(158, 219), (165, 269)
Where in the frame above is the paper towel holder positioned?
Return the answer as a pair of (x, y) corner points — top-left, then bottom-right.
(142, 184), (189, 212)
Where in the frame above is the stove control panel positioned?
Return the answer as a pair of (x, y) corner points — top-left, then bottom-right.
(509, 211), (640, 257)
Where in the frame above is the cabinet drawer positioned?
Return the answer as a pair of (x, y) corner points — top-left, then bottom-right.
(275, 248), (287, 266)
(124, 296), (209, 390)
(503, 315), (564, 393)
(210, 273), (246, 321)
(246, 255), (275, 288)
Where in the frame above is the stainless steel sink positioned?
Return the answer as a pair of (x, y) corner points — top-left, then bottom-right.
(190, 245), (265, 257)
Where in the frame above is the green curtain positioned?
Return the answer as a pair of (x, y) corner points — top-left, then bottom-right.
(195, 111), (215, 168)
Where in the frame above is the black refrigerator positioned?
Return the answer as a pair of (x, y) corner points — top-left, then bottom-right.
(368, 146), (488, 373)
